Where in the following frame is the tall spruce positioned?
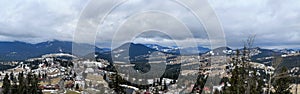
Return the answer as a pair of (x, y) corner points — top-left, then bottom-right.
(191, 63), (208, 93)
(223, 36), (264, 94)
(163, 80), (168, 91)
(11, 72), (18, 94)
(31, 74), (41, 94)
(18, 72), (26, 94)
(2, 73), (11, 94)
(224, 50), (245, 94)
(26, 72), (33, 93)
(273, 67), (292, 94)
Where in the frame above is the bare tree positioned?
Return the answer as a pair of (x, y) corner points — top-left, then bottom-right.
(243, 34), (256, 94)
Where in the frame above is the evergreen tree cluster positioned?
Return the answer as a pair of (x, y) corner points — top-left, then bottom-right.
(218, 48), (292, 94)
(2, 72), (42, 94)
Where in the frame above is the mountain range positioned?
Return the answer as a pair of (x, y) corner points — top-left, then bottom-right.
(144, 44), (210, 55)
(0, 40), (298, 62)
(0, 40), (107, 61)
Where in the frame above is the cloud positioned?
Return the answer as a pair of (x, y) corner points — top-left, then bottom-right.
(94, 0), (210, 48)
(209, 0), (300, 49)
(0, 0), (299, 49)
(0, 0), (86, 43)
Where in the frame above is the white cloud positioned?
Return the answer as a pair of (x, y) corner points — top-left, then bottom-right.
(0, 0), (87, 43)
(209, 0), (300, 49)
(0, 0), (299, 49)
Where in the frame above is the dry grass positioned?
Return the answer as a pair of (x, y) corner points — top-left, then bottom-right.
(66, 90), (80, 94)
(39, 77), (61, 85)
(291, 84), (300, 94)
(86, 74), (104, 82)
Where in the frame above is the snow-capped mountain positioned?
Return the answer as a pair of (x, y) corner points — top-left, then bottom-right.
(272, 48), (298, 54)
(208, 47), (233, 56)
(143, 44), (180, 54)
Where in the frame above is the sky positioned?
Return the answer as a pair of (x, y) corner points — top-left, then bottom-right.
(0, 0), (299, 49)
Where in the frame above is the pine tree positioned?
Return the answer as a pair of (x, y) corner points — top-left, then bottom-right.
(109, 73), (125, 93)
(10, 72), (14, 81)
(248, 68), (264, 94)
(26, 72), (33, 93)
(223, 39), (265, 94)
(156, 79), (160, 86)
(273, 67), (292, 94)
(89, 81), (92, 87)
(11, 82), (18, 94)
(38, 72), (41, 79)
(224, 50), (246, 94)
(2, 73), (11, 94)
(163, 80), (168, 91)
(152, 79), (156, 87)
(11, 72), (18, 94)
(75, 84), (80, 90)
(154, 86), (159, 94)
(73, 72), (77, 78)
(159, 78), (163, 85)
(31, 74), (41, 94)
(18, 72), (25, 94)
(103, 73), (107, 81)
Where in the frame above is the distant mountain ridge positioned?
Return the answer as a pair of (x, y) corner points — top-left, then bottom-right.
(0, 40), (108, 61)
(143, 44), (210, 55)
(0, 40), (298, 62)
(111, 43), (160, 62)
(143, 44), (180, 54)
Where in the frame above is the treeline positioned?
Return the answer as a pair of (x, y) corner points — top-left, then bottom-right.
(2, 72), (42, 94)
(217, 48), (292, 94)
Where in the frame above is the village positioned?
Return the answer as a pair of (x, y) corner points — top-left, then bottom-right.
(0, 49), (299, 94)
